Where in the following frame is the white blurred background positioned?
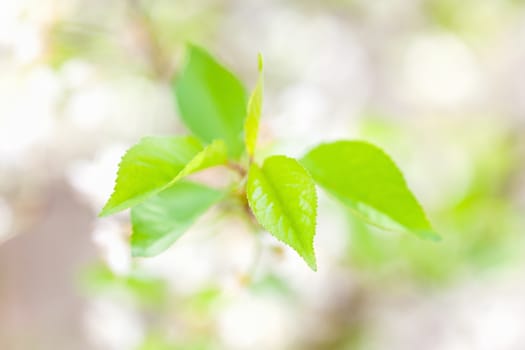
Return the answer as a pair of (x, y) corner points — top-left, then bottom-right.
(1, 0), (525, 349)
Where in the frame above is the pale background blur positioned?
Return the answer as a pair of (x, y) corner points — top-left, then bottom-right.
(1, 0), (525, 349)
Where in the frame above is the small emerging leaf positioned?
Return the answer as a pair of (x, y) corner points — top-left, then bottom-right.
(246, 155), (318, 270)
(174, 45), (248, 158)
(131, 181), (224, 257)
(173, 139), (227, 181)
(301, 141), (438, 240)
(244, 54), (264, 157)
(100, 136), (226, 216)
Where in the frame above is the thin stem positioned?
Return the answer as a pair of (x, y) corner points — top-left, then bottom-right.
(127, 0), (172, 80)
(226, 162), (247, 178)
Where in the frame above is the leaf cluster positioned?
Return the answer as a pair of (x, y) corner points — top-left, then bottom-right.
(100, 45), (437, 270)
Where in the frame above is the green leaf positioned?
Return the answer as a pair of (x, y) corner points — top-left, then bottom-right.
(246, 155), (318, 270)
(100, 136), (226, 217)
(173, 139), (228, 181)
(174, 45), (248, 158)
(244, 54), (264, 157)
(301, 141), (438, 240)
(131, 181), (224, 257)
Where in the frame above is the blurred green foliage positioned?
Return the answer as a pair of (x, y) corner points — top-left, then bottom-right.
(81, 263), (169, 308)
(425, 0), (524, 42)
(138, 334), (213, 350)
